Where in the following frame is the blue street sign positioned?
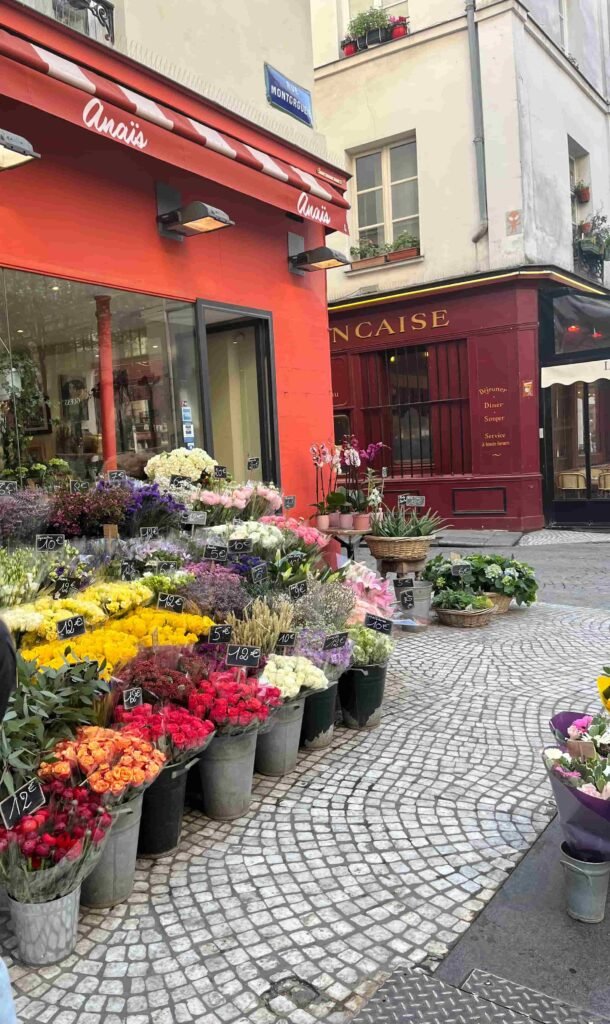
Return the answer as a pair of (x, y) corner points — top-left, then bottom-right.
(264, 64), (313, 128)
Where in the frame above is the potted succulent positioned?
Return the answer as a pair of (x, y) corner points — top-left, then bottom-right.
(386, 231), (420, 262)
(574, 180), (591, 204)
(365, 505), (445, 561)
(347, 6), (391, 47)
(432, 589), (494, 628)
(389, 14), (409, 38)
(256, 655), (328, 776)
(350, 238), (388, 269)
(339, 625), (393, 730)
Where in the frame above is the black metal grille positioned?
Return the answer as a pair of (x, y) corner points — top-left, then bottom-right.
(359, 340), (470, 477)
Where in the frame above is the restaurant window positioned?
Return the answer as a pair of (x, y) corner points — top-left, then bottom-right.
(354, 138), (419, 248)
(358, 340), (470, 476)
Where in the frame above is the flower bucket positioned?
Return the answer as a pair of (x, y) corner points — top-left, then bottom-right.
(138, 758), (199, 858)
(8, 886), (80, 965)
(435, 607), (494, 628)
(199, 730), (257, 820)
(255, 699), (305, 776)
(80, 795), (143, 909)
(560, 843), (610, 923)
(338, 665), (386, 730)
(300, 683), (338, 750)
(484, 592), (512, 614)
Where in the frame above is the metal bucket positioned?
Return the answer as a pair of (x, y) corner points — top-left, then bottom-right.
(300, 683), (338, 750)
(338, 665), (386, 730)
(255, 699), (305, 776)
(560, 842), (610, 922)
(80, 794), (143, 909)
(199, 730), (257, 820)
(8, 886), (80, 965)
(138, 758), (198, 858)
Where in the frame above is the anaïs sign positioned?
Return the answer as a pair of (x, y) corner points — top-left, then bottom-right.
(82, 98), (148, 150)
(297, 192), (331, 226)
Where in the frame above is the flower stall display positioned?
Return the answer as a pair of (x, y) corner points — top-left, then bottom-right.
(432, 589), (494, 628)
(343, 561), (396, 623)
(145, 446), (218, 485)
(114, 704), (215, 855)
(366, 505), (445, 561)
(208, 519), (285, 558)
(0, 547), (50, 608)
(293, 627), (353, 750)
(338, 625), (394, 731)
(255, 654), (329, 777)
(423, 553), (538, 611)
(113, 647), (199, 705)
(225, 597), (294, 654)
(182, 563), (250, 619)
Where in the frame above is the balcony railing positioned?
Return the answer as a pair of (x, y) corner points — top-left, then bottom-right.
(17, 0), (114, 44)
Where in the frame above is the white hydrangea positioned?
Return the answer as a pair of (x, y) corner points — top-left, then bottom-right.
(261, 655), (327, 699)
(145, 447), (217, 484)
(210, 521), (284, 553)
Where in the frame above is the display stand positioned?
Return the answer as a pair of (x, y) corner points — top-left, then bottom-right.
(377, 556), (427, 579)
(319, 528), (368, 561)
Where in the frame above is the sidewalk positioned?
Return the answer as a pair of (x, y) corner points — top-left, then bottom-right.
(2, 598), (608, 1024)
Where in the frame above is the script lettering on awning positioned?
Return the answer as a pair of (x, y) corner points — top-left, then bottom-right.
(297, 191), (331, 226)
(82, 98), (148, 150)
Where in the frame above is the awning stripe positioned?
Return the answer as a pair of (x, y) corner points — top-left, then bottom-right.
(0, 28), (349, 213)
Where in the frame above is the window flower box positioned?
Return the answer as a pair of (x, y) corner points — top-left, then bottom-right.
(350, 255), (386, 269)
(366, 26), (392, 45)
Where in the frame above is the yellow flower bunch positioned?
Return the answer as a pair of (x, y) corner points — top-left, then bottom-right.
(80, 581), (154, 617)
(598, 674), (610, 709)
(14, 597), (107, 646)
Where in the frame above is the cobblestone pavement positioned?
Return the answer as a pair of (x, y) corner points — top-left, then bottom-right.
(2, 595), (609, 1024)
(519, 529), (610, 546)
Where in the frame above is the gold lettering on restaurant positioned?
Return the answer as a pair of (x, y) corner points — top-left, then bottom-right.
(331, 309), (450, 344)
(479, 385), (510, 447)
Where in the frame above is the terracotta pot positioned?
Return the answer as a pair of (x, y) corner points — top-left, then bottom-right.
(328, 512), (342, 528)
(316, 514), (330, 531)
(353, 513), (371, 531)
(576, 186), (590, 203)
(350, 255), (386, 269)
(391, 23), (408, 38)
(580, 222), (592, 236)
(386, 247), (419, 262)
(339, 513), (354, 529)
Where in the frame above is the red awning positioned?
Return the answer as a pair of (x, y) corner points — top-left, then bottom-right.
(0, 27), (350, 233)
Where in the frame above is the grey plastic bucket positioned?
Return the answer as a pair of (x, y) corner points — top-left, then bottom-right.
(255, 699), (305, 776)
(81, 794), (143, 909)
(8, 886), (80, 965)
(560, 842), (610, 922)
(199, 730), (257, 820)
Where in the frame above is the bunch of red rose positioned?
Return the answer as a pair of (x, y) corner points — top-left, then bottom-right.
(114, 703), (215, 765)
(188, 669), (282, 734)
(117, 649), (196, 705)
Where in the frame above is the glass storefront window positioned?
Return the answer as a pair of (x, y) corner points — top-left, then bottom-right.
(206, 324), (263, 482)
(551, 294), (610, 355)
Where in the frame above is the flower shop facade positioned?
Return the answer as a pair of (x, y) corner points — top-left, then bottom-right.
(0, 2), (349, 509)
(329, 269), (610, 532)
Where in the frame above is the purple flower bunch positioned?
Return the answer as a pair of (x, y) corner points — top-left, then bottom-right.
(122, 480), (185, 534)
(183, 564), (249, 618)
(294, 627), (353, 683)
(0, 492), (52, 542)
(225, 554), (268, 577)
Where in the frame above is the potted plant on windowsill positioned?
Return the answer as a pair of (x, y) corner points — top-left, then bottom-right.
(365, 505), (445, 561)
(574, 180), (591, 204)
(386, 231), (420, 263)
(341, 37), (358, 57)
(350, 239), (389, 269)
(346, 6), (391, 48)
(389, 15), (409, 38)
(579, 210), (610, 260)
(433, 589), (494, 628)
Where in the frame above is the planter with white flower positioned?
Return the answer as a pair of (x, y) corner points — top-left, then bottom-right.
(339, 625), (393, 730)
(432, 589), (494, 628)
(256, 655), (328, 775)
(423, 553), (538, 613)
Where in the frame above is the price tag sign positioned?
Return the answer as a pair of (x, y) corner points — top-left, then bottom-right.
(283, 495), (296, 511)
(36, 534), (65, 552)
(182, 511), (208, 526)
(394, 575), (415, 592)
(209, 624), (233, 644)
(69, 479), (89, 494)
(204, 542), (228, 563)
(451, 563), (472, 579)
(323, 632), (349, 651)
(247, 457), (260, 471)
(0, 779), (46, 830)
(0, 480), (18, 495)
(250, 563), (268, 585)
(56, 615), (86, 640)
(398, 494), (425, 508)
(157, 593), (185, 613)
(288, 580), (307, 601)
(170, 475), (193, 488)
(226, 644), (262, 668)
(52, 577), (77, 600)
(123, 687), (143, 709)
(214, 465), (228, 479)
(140, 526), (160, 539)
(364, 613), (393, 635)
(157, 561), (176, 574)
(275, 631), (297, 652)
(108, 470), (127, 483)
(381, 466), (389, 479)
(285, 550), (305, 566)
(400, 590), (415, 610)
(228, 537), (253, 555)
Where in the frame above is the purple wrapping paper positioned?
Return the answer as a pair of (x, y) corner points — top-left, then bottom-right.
(547, 711), (610, 857)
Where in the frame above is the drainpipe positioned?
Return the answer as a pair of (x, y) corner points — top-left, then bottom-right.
(465, 0), (489, 243)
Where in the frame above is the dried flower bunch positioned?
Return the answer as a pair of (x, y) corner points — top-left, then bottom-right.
(226, 597), (294, 653)
(292, 578), (355, 632)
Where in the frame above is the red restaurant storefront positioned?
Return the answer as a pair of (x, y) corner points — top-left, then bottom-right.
(0, 1), (349, 510)
(329, 270), (610, 531)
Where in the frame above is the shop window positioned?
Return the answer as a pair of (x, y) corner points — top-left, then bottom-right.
(551, 293), (610, 355)
(0, 269), (203, 481)
(334, 413), (351, 444)
(354, 138), (419, 250)
(358, 340), (470, 477)
(207, 326), (263, 482)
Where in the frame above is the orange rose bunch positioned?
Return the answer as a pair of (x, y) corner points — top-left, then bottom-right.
(39, 726), (166, 805)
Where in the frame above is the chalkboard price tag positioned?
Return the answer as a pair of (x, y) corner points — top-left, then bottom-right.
(283, 495), (296, 511)
(36, 534), (65, 552)
(209, 624), (233, 644)
(451, 563), (472, 578)
(69, 479), (89, 494)
(157, 593), (185, 613)
(285, 550), (305, 566)
(398, 494), (425, 508)
(364, 613), (393, 635)
(0, 779), (46, 830)
(400, 590), (415, 610)
(182, 510), (208, 526)
(52, 577), (77, 600)
(275, 631), (297, 652)
(170, 475), (193, 488)
(56, 615), (86, 640)
(288, 580), (307, 601)
(0, 480), (18, 495)
(381, 466), (389, 479)
(123, 687), (143, 709)
(247, 457), (260, 471)
(158, 561), (176, 575)
(214, 465), (228, 479)
(139, 526), (159, 539)
(250, 563), (268, 585)
(204, 542), (228, 563)
(228, 538), (253, 555)
(394, 575), (415, 592)
(323, 632), (348, 651)
(226, 644), (261, 668)
(108, 470), (126, 482)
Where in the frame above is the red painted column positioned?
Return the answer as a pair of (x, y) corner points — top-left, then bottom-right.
(95, 295), (117, 471)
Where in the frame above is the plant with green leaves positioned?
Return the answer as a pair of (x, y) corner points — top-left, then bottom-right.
(349, 238), (390, 261)
(432, 589), (492, 611)
(0, 656), (109, 796)
(348, 624), (393, 666)
(391, 230), (419, 252)
(423, 553), (537, 606)
(346, 6), (390, 38)
(371, 506), (445, 537)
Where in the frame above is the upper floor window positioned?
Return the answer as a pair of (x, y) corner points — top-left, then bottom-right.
(17, 0), (114, 43)
(349, 0), (409, 19)
(354, 139), (419, 248)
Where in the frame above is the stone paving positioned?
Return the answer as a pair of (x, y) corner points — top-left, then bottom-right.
(2, 600), (609, 1024)
(519, 529), (610, 546)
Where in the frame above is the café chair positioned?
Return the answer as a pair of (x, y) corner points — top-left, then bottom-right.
(598, 472), (610, 496)
(557, 471), (586, 497)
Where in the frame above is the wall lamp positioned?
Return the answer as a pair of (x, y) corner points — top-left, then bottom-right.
(0, 130), (39, 171)
(156, 183), (233, 241)
(287, 234), (349, 275)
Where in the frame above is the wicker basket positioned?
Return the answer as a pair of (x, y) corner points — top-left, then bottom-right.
(484, 592), (512, 614)
(365, 535), (433, 561)
(435, 607), (494, 628)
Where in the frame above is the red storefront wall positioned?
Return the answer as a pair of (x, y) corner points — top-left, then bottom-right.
(329, 281), (545, 531)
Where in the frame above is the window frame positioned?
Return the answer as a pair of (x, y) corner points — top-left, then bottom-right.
(354, 137), (419, 249)
(558, 0), (568, 49)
